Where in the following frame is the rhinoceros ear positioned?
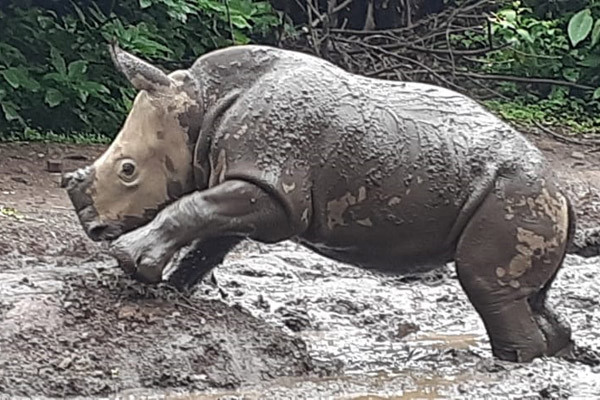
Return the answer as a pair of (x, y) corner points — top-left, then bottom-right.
(109, 43), (173, 93)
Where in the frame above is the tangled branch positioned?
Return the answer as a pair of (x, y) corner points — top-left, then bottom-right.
(281, 0), (594, 101)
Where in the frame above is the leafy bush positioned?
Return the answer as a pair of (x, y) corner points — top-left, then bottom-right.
(458, 0), (600, 132)
(0, 0), (281, 141)
(3, 0), (600, 141)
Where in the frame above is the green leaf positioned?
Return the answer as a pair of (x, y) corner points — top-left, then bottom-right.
(568, 9), (594, 46)
(501, 9), (517, 23)
(37, 15), (56, 29)
(230, 15), (251, 29)
(579, 53), (600, 67)
(1, 102), (22, 122)
(594, 88), (600, 100)
(0, 67), (39, 91)
(50, 47), (67, 76)
(71, 2), (87, 25)
(45, 88), (65, 107)
(78, 81), (110, 95)
(199, 0), (226, 13)
(139, 0), (152, 8)
(1, 68), (24, 88)
(562, 67), (580, 82)
(42, 72), (67, 83)
(516, 28), (534, 44)
(592, 20), (600, 47)
(0, 43), (26, 63)
(232, 29), (250, 44)
(78, 90), (89, 103)
(21, 78), (40, 91)
(68, 60), (88, 80)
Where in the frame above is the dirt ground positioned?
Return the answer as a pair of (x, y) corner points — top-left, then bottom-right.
(1, 129), (600, 399)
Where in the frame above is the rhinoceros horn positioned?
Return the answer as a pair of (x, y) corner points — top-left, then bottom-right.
(109, 43), (173, 93)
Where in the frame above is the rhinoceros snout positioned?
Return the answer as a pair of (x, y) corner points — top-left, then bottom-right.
(62, 167), (95, 214)
(61, 166), (107, 240)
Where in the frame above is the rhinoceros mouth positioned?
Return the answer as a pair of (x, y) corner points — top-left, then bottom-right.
(84, 219), (123, 242)
(61, 167), (125, 242)
(68, 201), (123, 242)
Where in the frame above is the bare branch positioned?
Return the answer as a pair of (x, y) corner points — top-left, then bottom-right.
(310, 0), (354, 28)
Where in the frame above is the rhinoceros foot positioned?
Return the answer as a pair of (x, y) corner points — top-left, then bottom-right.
(109, 223), (180, 284)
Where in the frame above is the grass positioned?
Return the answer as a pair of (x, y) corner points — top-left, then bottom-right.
(483, 97), (600, 135)
(0, 128), (111, 144)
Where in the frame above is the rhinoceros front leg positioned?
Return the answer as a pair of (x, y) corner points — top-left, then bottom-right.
(164, 236), (243, 290)
(109, 180), (294, 284)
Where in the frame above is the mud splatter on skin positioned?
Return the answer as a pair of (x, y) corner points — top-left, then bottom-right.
(209, 149), (228, 187)
(326, 187), (368, 230)
(282, 182), (296, 194)
(497, 184), (570, 289)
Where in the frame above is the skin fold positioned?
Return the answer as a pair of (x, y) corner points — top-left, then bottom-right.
(63, 44), (598, 362)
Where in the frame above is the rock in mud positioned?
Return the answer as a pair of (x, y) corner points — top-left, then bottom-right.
(46, 159), (63, 173)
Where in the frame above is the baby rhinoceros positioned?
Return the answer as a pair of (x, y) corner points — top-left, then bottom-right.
(63, 44), (593, 363)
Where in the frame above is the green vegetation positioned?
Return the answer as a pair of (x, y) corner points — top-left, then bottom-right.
(1, 0), (599, 143)
(466, 0), (600, 133)
(0, 0), (281, 142)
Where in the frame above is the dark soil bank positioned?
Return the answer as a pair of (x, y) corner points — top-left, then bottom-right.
(0, 262), (329, 397)
(1, 131), (600, 399)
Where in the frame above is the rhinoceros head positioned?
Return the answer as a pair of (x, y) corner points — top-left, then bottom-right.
(62, 45), (202, 242)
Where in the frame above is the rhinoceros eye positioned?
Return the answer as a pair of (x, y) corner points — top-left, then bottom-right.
(122, 162), (135, 176)
(118, 159), (137, 183)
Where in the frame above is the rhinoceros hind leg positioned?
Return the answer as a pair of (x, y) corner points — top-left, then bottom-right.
(454, 176), (573, 362)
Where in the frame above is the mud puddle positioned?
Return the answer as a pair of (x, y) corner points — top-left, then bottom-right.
(178, 241), (600, 399)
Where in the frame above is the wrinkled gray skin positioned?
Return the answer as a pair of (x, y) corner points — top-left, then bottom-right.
(64, 44), (600, 363)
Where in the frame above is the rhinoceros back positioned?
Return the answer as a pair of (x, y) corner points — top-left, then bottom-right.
(192, 46), (547, 271)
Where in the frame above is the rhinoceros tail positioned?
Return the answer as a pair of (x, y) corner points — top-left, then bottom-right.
(566, 198), (600, 257)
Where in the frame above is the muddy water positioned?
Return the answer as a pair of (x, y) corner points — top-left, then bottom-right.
(0, 253), (328, 398)
(2, 235), (600, 399)
(4, 237), (599, 399)
(147, 240), (600, 399)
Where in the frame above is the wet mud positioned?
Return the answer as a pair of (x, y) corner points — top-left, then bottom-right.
(1, 135), (600, 399)
(0, 260), (324, 397)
